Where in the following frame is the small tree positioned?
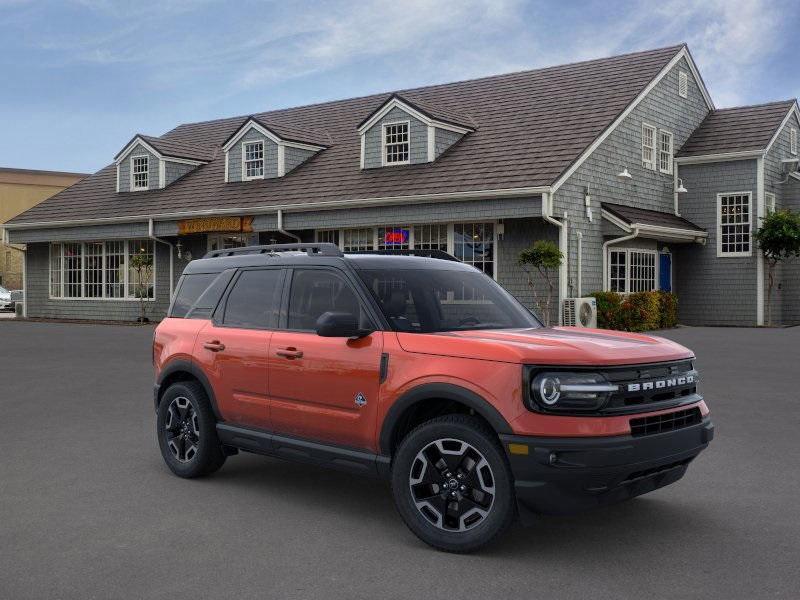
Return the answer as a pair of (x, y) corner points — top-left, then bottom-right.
(518, 240), (563, 326)
(129, 251), (154, 323)
(754, 209), (800, 326)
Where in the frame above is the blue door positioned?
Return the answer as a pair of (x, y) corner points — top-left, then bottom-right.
(659, 253), (672, 292)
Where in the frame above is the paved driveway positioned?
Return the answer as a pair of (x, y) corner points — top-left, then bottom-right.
(1, 322), (798, 599)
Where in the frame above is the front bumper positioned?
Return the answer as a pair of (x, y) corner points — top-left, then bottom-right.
(500, 417), (713, 516)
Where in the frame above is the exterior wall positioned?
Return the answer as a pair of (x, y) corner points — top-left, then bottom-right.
(497, 217), (560, 325)
(766, 110), (800, 324)
(164, 161), (195, 186)
(24, 241), (173, 321)
(555, 57), (710, 300)
(8, 222), (150, 244)
(1, 245), (23, 289)
(674, 160), (758, 325)
(434, 128), (463, 159)
(226, 128), (279, 182)
(118, 143), (159, 192)
(284, 146), (317, 174)
(363, 107), (427, 168)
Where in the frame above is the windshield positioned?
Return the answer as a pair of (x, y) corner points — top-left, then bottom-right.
(357, 268), (541, 332)
(0, 285), (9, 295)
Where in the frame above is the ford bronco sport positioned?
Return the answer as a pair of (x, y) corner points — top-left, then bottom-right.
(153, 243), (713, 553)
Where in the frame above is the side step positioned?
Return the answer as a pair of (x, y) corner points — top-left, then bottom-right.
(216, 423), (391, 479)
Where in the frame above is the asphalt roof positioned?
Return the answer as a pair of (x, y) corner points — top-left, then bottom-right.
(12, 45), (688, 226)
(677, 100), (797, 157)
(602, 202), (705, 232)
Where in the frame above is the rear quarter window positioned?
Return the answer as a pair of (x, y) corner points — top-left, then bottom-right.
(170, 273), (218, 318)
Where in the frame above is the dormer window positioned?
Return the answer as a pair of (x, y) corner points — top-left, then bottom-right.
(243, 141), (265, 179)
(383, 122), (410, 165)
(131, 156), (149, 190)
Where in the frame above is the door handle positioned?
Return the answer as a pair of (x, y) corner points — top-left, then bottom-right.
(203, 340), (226, 352)
(276, 346), (303, 359)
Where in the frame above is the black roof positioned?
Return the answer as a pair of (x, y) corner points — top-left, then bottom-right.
(603, 202), (705, 232)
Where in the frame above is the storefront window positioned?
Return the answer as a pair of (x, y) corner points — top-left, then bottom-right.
(608, 248), (657, 293)
(342, 228), (373, 252)
(378, 226), (410, 250)
(453, 222), (494, 277)
(207, 233), (249, 252)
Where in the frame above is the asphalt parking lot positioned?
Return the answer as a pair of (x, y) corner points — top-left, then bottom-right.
(1, 321), (798, 599)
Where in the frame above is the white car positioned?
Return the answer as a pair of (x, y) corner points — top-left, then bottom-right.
(0, 285), (14, 311)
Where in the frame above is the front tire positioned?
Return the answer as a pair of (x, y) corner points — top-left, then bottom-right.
(157, 381), (226, 478)
(391, 415), (515, 553)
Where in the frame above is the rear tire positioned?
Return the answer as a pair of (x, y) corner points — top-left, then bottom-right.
(157, 381), (226, 478)
(391, 415), (515, 553)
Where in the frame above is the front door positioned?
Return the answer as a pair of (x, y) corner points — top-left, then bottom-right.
(268, 267), (383, 451)
(193, 268), (284, 429)
(659, 253), (672, 292)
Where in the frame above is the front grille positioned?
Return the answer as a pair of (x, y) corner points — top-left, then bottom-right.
(603, 360), (698, 412)
(630, 407), (702, 437)
(621, 458), (693, 484)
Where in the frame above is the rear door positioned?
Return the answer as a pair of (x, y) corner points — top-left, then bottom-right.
(268, 267), (383, 451)
(193, 267), (284, 429)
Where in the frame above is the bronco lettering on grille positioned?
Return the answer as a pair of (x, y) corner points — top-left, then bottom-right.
(627, 374), (695, 393)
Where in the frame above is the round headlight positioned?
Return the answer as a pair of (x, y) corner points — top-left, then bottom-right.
(538, 376), (561, 405)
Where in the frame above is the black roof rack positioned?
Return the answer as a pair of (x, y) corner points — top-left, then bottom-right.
(344, 249), (459, 262)
(203, 243), (343, 259)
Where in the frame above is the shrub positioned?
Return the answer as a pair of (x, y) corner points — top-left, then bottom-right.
(589, 290), (678, 331)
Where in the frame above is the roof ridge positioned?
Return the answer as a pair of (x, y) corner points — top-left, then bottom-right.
(712, 99), (797, 112)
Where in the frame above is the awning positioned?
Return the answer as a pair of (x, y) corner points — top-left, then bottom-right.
(601, 203), (707, 243)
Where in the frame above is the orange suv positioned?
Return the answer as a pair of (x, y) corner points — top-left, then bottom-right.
(153, 243), (713, 552)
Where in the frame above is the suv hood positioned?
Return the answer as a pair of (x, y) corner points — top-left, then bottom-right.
(396, 327), (693, 366)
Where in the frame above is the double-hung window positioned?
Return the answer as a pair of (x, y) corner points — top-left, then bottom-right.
(642, 123), (656, 170)
(383, 122), (410, 165)
(49, 240), (155, 299)
(243, 141), (265, 179)
(718, 193), (752, 256)
(608, 249), (657, 293)
(659, 130), (674, 174)
(131, 156), (149, 190)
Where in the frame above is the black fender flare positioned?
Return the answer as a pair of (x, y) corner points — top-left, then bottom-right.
(155, 359), (221, 420)
(379, 383), (513, 455)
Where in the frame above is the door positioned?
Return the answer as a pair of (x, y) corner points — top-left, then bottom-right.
(268, 267), (383, 451)
(659, 253), (672, 292)
(193, 268), (284, 429)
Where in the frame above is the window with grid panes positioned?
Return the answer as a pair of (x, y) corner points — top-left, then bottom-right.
(315, 229), (340, 247)
(642, 124), (656, 170)
(383, 122), (409, 164)
(342, 228), (374, 252)
(49, 244), (62, 297)
(128, 239), (154, 299)
(413, 224), (448, 251)
(453, 222), (494, 277)
(718, 193), (751, 255)
(244, 141), (264, 178)
(84, 242), (104, 298)
(609, 250), (627, 292)
(608, 249), (656, 293)
(659, 131), (673, 174)
(105, 241), (126, 298)
(63, 243), (83, 298)
(378, 226), (410, 249)
(132, 156), (149, 190)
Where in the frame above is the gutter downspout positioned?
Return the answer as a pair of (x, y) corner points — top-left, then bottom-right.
(541, 192), (567, 324)
(576, 231), (583, 298)
(148, 219), (175, 299)
(602, 228), (639, 291)
(277, 209), (301, 243)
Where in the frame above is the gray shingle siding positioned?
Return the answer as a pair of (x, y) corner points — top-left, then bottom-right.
(674, 160), (758, 325)
(8, 223), (150, 244)
(164, 161), (195, 186)
(227, 128), (279, 182)
(363, 107), (427, 168)
(434, 128), (463, 159)
(284, 146), (317, 174)
(118, 143), (159, 192)
(555, 57), (710, 298)
(24, 242), (173, 321)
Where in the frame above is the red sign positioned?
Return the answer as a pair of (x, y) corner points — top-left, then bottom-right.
(383, 229), (409, 245)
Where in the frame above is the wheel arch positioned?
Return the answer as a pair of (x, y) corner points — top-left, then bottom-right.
(379, 383), (513, 456)
(156, 360), (221, 420)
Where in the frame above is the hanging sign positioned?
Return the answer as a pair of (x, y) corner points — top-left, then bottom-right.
(178, 216), (254, 235)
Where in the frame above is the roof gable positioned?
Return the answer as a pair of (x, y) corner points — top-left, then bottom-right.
(221, 117), (329, 152)
(356, 93), (475, 134)
(114, 134), (214, 164)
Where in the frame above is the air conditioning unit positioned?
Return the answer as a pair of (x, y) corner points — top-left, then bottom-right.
(562, 297), (597, 328)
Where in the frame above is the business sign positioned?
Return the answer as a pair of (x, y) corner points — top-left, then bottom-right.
(383, 228), (409, 245)
(178, 216), (254, 235)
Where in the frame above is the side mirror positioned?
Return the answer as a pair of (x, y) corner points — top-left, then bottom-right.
(315, 311), (372, 338)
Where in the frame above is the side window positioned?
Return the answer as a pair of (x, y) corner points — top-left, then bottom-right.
(287, 269), (365, 331)
(171, 273), (217, 318)
(222, 269), (282, 329)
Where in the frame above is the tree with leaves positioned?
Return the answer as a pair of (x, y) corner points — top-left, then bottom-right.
(518, 239), (563, 326)
(129, 250), (154, 323)
(754, 209), (800, 326)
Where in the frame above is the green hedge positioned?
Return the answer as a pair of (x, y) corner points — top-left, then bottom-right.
(589, 291), (678, 331)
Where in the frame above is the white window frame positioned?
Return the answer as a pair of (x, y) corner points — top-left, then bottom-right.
(382, 120), (411, 166)
(790, 127), (797, 155)
(766, 192), (776, 214)
(130, 155), (149, 191)
(717, 192), (753, 257)
(659, 130), (674, 174)
(242, 140), (265, 180)
(642, 122), (657, 170)
(678, 70), (688, 99)
(606, 248), (659, 293)
(48, 240), (156, 301)
(315, 222), (499, 280)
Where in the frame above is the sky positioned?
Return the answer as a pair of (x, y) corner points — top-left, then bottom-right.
(1, 0), (798, 173)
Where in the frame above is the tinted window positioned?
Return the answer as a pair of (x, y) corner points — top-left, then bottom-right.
(170, 273), (217, 318)
(222, 269), (282, 329)
(357, 268), (541, 332)
(287, 269), (366, 331)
